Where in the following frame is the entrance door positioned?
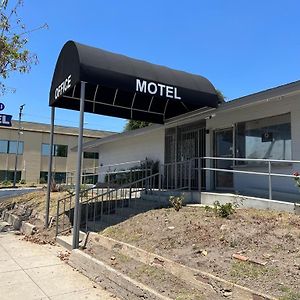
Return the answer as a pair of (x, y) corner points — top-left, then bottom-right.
(214, 128), (233, 189)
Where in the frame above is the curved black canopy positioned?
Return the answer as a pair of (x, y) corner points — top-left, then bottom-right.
(49, 41), (219, 123)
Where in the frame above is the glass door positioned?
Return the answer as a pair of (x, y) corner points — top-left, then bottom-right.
(214, 128), (234, 190)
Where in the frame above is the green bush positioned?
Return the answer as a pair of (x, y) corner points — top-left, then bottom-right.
(19, 179), (26, 185)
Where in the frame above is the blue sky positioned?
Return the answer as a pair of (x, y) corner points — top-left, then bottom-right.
(2, 0), (300, 132)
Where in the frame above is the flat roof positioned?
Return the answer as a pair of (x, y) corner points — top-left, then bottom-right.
(80, 79), (300, 149)
(4, 120), (116, 139)
(79, 123), (163, 151)
(166, 79), (300, 126)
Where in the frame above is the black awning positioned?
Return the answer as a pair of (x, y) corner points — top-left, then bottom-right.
(49, 41), (219, 123)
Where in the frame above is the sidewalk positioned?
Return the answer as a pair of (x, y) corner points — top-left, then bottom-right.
(0, 232), (118, 300)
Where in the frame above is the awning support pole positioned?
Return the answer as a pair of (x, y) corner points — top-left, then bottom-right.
(72, 81), (86, 249)
(45, 106), (55, 228)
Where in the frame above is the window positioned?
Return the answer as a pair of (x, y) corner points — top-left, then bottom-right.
(82, 173), (98, 184)
(83, 152), (99, 159)
(8, 141), (24, 154)
(41, 144), (68, 157)
(0, 170), (21, 182)
(0, 140), (8, 153)
(41, 144), (50, 156)
(40, 171), (66, 184)
(236, 114), (291, 161)
(0, 140), (23, 154)
(54, 145), (68, 157)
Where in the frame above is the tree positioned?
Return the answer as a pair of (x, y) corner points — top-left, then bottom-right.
(124, 89), (226, 131)
(216, 89), (226, 103)
(0, 0), (48, 95)
(124, 120), (151, 131)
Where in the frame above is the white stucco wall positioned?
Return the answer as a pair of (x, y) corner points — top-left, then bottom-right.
(96, 127), (165, 182)
(205, 92), (300, 200)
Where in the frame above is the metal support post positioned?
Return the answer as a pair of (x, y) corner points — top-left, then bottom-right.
(72, 82), (86, 250)
(158, 165), (162, 202)
(198, 157), (202, 192)
(45, 106), (55, 228)
(188, 160), (192, 191)
(13, 104), (25, 187)
(268, 161), (272, 200)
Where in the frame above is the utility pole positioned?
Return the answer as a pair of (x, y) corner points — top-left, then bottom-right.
(13, 104), (25, 187)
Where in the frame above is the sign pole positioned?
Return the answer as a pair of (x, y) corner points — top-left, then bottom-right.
(72, 81), (85, 249)
(13, 104), (25, 187)
(45, 106), (55, 228)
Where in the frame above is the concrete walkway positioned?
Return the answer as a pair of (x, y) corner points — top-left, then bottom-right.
(0, 232), (118, 300)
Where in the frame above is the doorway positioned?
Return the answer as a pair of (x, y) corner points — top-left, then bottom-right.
(214, 128), (234, 190)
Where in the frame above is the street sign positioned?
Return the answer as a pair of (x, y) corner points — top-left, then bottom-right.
(0, 103), (5, 111)
(0, 114), (12, 127)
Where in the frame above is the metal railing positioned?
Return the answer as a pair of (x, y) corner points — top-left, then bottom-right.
(56, 156), (300, 236)
(161, 158), (201, 191)
(66, 160), (151, 185)
(203, 157), (300, 200)
(56, 172), (160, 236)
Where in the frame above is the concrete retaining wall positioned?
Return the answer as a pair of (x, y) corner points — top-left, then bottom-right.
(69, 250), (172, 300)
(201, 192), (297, 213)
(87, 233), (276, 300)
(2, 210), (36, 234)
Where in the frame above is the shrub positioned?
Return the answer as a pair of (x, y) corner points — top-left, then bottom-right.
(19, 179), (26, 185)
(63, 184), (75, 196)
(205, 200), (239, 218)
(1, 180), (11, 186)
(80, 184), (89, 197)
(169, 195), (184, 211)
(39, 177), (47, 184)
(50, 179), (58, 192)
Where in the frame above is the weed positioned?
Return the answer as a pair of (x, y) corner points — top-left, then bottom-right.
(230, 261), (277, 279)
(1, 180), (11, 186)
(169, 195), (184, 211)
(205, 201), (239, 218)
(50, 179), (58, 192)
(39, 177), (47, 184)
(279, 286), (300, 300)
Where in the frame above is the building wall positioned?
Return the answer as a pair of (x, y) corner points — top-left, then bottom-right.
(205, 92), (300, 199)
(0, 124), (107, 184)
(96, 127), (165, 182)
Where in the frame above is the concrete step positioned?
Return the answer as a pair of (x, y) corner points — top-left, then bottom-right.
(56, 231), (86, 250)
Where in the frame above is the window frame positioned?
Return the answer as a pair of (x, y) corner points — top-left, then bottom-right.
(41, 143), (68, 157)
(234, 113), (291, 163)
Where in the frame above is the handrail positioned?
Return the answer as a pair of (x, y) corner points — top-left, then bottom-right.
(203, 156), (300, 163)
(56, 172), (160, 236)
(80, 173), (159, 205)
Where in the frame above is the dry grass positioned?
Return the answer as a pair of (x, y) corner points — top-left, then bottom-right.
(0, 190), (67, 216)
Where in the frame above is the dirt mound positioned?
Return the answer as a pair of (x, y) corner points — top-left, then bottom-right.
(100, 206), (300, 299)
(0, 190), (67, 245)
